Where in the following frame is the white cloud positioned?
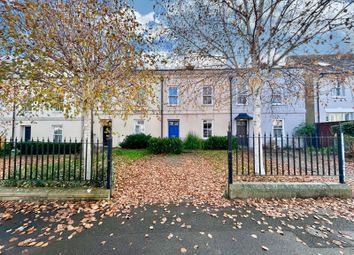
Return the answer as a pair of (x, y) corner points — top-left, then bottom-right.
(134, 11), (155, 26)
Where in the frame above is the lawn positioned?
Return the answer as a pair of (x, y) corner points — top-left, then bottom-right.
(112, 149), (150, 160)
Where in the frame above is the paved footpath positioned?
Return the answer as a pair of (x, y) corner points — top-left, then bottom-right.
(1, 203), (354, 255)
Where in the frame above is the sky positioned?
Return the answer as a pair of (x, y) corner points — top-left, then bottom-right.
(131, 0), (156, 27)
(132, 0), (155, 15)
(129, 0), (353, 68)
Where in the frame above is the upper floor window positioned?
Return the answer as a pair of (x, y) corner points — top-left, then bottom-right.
(236, 90), (248, 105)
(202, 86), (213, 105)
(272, 119), (284, 138)
(168, 87), (178, 105)
(134, 120), (145, 134)
(203, 120), (213, 139)
(331, 81), (345, 97)
(53, 125), (63, 142)
(271, 88), (283, 105)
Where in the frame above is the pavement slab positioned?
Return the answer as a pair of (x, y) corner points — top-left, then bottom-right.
(1, 203), (353, 255)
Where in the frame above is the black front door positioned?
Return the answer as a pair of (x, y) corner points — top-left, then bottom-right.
(24, 126), (31, 141)
(102, 122), (112, 146)
(236, 120), (248, 146)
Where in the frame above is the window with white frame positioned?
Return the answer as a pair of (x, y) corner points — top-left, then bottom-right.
(53, 125), (63, 142)
(202, 86), (213, 105)
(272, 119), (284, 138)
(271, 88), (283, 105)
(203, 120), (213, 138)
(236, 88), (248, 105)
(134, 120), (145, 134)
(331, 81), (345, 97)
(327, 112), (353, 122)
(168, 87), (178, 105)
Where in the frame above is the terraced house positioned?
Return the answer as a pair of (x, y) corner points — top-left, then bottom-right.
(1, 55), (353, 147)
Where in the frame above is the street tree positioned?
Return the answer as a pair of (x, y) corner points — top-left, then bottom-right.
(0, 0), (158, 178)
(155, 0), (353, 173)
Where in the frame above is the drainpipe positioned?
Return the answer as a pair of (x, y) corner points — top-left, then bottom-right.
(316, 73), (324, 139)
(11, 83), (17, 148)
(11, 100), (16, 148)
(160, 76), (164, 138)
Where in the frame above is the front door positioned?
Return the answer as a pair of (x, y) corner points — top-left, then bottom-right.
(168, 120), (179, 138)
(236, 120), (248, 146)
(102, 122), (112, 146)
(24, 126), (31, 141)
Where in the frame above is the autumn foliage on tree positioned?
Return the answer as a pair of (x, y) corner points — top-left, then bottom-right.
(0, 0), (157, 130)
(0, 0), (158, 177)
(156, 0), (353, 173)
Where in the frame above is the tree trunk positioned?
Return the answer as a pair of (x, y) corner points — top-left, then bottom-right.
(83, 111), (92, 180)
(251, 75), (265, 175)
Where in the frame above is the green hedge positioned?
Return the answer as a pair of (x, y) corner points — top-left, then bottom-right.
(120, 134), (152, 149)
(203, 136), (237, 150)
(295, 123), (316, 136)
(332, 121), (354, 136)
(148, 137), (183, 154)
(183, 133), (204, 150)
(0, 143), (12, 155)
(16, 142), (82, 155)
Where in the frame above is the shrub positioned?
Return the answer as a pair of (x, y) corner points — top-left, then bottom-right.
(119, 134), (151, 149)
(332, 121), (354, 136)
(203, 136), (237, 150)
(344, 135), (354, 158)
(183, 133), (204, 150)
(148, 137), (183, 154)
(295, 123), (316, 136)
(0, 142), (12, 155)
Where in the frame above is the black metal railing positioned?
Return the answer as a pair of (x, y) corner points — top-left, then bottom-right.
(0, 137), (112, 189)
(227, 127), (346, 184)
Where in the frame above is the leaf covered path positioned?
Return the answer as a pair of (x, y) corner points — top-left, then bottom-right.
(110, 153), (230, 211)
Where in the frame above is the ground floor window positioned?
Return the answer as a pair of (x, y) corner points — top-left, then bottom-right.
(53, 125), (63, 142)
(272, 119), (284, 138)
(203, 120), (213, 139)
(134, 120), (145, 134)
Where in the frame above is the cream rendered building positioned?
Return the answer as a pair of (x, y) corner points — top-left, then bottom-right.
(1, 62), (353, 147)
(1, 69), (231, 147)
(94, 69), (231, 147)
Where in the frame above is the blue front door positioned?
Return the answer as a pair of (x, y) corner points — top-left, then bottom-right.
(168, 120), (179, 138)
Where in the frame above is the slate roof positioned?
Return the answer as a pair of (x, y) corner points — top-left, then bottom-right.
(287, 54), (354, 73)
